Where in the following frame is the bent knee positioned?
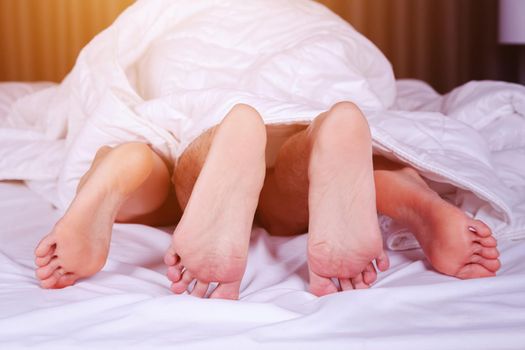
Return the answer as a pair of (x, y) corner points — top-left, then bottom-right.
(110, 142), (155, 169)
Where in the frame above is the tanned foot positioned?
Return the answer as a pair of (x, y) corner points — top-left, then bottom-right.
(379, 167), (500, 278)
(34, 143), (154, 288)
(307, 103), (389, 296)
(164, 105), (266, 300)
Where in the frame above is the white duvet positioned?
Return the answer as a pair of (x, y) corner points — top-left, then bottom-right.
(1, 0), (525, 249)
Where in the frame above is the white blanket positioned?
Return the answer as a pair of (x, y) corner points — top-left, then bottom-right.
(1, 0), (524, 248)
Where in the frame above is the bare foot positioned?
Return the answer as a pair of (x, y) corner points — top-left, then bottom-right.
(382, 167), (500, 278)
(307, 103), (389, 296)
(164, 107), (266, 300)
(34, 144), (154, 288)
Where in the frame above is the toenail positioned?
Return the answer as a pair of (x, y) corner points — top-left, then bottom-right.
(468, 226), (478, 233)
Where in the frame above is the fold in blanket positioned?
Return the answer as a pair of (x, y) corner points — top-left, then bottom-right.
(0, 0), (524, 248)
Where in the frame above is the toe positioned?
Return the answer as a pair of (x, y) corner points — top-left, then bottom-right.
(363, 263), (377, 285)
(482, 258), (501, 272)
(469, 221), (492, 238)
(55, 273), (78, 289)
(339, 278), (353, 291)
(351, 273), (369, 290)
(171, 269), (194, 294)
(308, 269), (338, 297)
(167, 263), (183, 282)
(35, 253), (54, 267)
(163, 249), (179, 266)
(35, 235), (56, 257)
(474, 235), (497, 248)
(473, 243), (499, 259)
(479, 247), (500, 259)
(376, 250), (390, 272)
(471, 255), (501, 272)
(210, 281), (241, 300)
(35, 257), (61, 280)
(40, 269), (63, 289)
(456, 263), (496, 279)
(190, 281), (210, 298)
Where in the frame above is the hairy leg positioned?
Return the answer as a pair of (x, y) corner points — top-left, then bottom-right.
(164, 104), (266, 300)
(373, 156), (500, 278)
(34, 143), (180, 288)
(258, 102), (389, 296)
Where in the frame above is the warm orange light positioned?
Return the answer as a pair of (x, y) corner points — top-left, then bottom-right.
(0, 0), (134, 82)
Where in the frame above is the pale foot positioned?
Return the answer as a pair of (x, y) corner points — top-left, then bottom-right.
(307, 103), (389, 296)
(34, 143), (153, 288)
(387, 167), (500, 278)
(164, 106), (266, 300)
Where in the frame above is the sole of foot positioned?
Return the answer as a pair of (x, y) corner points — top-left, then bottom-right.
(383, 167), (500, 279)
(164, 104), (266, 300)
(307, 102), (389, 296)
(34, 143), (154, 288)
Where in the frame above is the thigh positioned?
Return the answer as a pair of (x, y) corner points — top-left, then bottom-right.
(172, 126), (216, 211)
(257, 123), (312, 236)
(173, 103), (268, 213)
(265, 123), (309, 168)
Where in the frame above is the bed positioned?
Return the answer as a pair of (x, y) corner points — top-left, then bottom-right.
(0, 169), (525, 349)
(1, 80), (525, 350)
(1, 0), (525, 348)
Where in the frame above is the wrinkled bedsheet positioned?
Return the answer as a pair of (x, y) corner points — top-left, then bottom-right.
(1, 181), (525, 350)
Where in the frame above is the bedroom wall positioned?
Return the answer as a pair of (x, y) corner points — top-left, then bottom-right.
(0, 0), (521, 93)
(322, 0), (521, 92)
(0, 0), (132, 83)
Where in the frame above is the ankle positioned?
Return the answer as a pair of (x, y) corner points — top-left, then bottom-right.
(377, 179), (433, 223)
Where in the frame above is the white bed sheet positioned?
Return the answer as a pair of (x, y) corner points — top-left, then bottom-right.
(0, 35), (524, 346)
(1, 180), (525, 350)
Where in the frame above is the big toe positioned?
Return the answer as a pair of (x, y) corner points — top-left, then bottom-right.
(55, 273), (79, 289)
(309, 269), (338, 297)
(210, 281), (241, 300)
(469, 220), (492, 238)
(35, 234), (57, 257)
(457, 263), (495, 279)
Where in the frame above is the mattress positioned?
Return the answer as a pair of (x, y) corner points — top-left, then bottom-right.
(1, 178), (525, 349)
